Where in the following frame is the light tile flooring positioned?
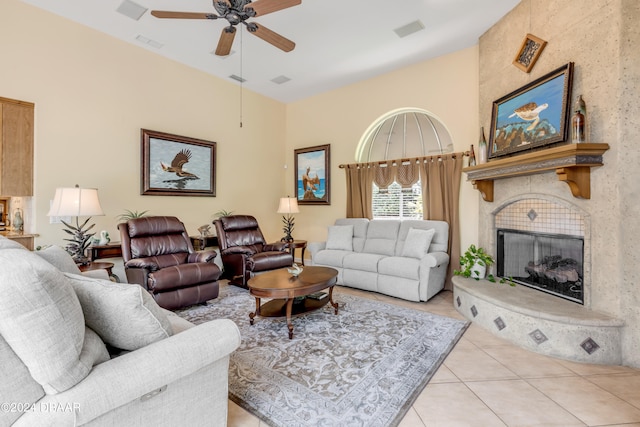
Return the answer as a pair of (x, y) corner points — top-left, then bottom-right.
(227, 285), (640, 427)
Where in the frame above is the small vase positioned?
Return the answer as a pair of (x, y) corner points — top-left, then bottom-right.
(470, 260), (487, 279)
(477, 127), (488, 164)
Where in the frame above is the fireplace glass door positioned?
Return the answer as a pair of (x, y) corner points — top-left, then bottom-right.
(497, 229), (584, 304)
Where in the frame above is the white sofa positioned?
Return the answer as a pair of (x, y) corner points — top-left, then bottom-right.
(0, 237), (241, 427)
(308, 218), (449, 302)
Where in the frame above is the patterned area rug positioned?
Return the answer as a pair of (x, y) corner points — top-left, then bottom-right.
(176, 285), (468, 427)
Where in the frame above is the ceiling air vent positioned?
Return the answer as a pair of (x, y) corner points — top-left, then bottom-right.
(116, 0), (148, 21)
(393, 20), (425, 38)
(229, 75), (246, 83)
(271, 75), (291, 85)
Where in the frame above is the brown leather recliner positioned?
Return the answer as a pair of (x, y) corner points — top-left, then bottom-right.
(214, 215), (293, 288)
(119, 216), (222, 310)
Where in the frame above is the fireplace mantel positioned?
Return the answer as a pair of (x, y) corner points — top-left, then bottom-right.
(463, 143), (610, 202)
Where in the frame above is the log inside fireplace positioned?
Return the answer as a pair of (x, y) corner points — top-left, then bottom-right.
(497, 229), (584, 304)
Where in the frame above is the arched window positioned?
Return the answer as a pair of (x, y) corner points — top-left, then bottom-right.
(356, 108), (454, 219)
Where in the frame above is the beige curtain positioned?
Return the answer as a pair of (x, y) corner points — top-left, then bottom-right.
(419, 154), (463, 290)
(345, 163), (375, 219)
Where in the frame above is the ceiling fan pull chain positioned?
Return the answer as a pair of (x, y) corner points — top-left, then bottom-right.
(240, 27), (243, 128)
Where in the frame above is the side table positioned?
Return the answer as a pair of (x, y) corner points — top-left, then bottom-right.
(189, 235), (219, 251)
(88, 242), (123, 261)
(288, 240), (307, 266)
(79, 261), (119, 282)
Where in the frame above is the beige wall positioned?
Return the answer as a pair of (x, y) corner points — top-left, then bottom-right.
(285, 47), (481, 249)
(1, 0), (287, 243)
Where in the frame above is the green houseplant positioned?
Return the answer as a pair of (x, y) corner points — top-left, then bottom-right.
(454, 244), (515, 285)
(116, 209), (149, 223)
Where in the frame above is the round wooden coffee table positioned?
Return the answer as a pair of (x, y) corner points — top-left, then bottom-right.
(247, 266), (339, 339)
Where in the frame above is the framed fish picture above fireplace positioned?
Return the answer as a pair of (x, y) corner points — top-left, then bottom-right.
(489, 62), (573, 159)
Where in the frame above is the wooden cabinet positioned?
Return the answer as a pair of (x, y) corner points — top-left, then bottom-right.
(0, 232), (37, 250)
(0, 97), (34, 196)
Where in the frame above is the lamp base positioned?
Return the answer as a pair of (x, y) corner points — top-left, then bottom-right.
(280, 215), (295, 244)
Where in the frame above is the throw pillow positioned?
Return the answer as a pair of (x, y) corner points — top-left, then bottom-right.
(34, 245), (82, 274)
(326, 225), (354, 251)
(401, 228), (436, 259)
(65, 273), (173, 351)
(0, 245), (105, 394)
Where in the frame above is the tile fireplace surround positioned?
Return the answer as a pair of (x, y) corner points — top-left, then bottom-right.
(454, 194), (624, 365)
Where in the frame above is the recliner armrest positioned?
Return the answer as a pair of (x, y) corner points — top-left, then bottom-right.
(263, 242), (288, 252)
(221, 246), (255, 256)
(188, 250), (217, 263)
(125, 257), (160, 271)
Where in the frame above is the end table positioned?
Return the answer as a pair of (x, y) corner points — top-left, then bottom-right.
(79, 261), (119, 282)
(288, 240), (307, 266)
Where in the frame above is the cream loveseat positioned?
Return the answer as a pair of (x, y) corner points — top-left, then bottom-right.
(0, 237), (241, 427)
(308, 218), (449, 302)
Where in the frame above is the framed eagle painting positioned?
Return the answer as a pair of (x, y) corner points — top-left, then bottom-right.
(489, 62), (573, 159)
(141, 129), (216, 196)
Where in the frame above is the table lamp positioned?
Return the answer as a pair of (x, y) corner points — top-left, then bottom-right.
(47, 185), (104, 264)
(277, 196), (299, 242)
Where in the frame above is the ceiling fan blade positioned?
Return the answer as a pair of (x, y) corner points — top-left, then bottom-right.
(245, 0), (301, 17)
(151, 10), (218, 19)
(249, 23), (295, 52)
(215, 27), (237, 56)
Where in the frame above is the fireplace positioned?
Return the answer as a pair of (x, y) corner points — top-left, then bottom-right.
(497, 229), (584, 304)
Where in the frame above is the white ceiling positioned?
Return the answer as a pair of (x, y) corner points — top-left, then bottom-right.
(21, 0), (520, 103)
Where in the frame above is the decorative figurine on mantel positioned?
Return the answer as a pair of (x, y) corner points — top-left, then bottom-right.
(571, 95), (587, 143)
(571, 95), (587, 144)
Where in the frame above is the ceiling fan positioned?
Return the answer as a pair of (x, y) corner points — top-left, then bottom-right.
(151, 0), (301, 56)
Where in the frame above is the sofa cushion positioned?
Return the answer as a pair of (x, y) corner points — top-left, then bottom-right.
(34, 245), (82, 274)
(335, 218), (369, 252)
(401, 228), (436, 259)
(378, 256), (421, 280)
(326, 225), (354, 251)
(0, 335), (45, 426)
(343, 252), (385, 273)
(397, 220), (449, 254)
(363, 220), (400, 256)
(314, 249), (352, 268)
(65, 273), (173, 351)
(0, 240), (107, 394)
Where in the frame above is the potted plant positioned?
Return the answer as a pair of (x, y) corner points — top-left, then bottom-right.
(116, 209), (149, 223)
(454, 245), (515, 285)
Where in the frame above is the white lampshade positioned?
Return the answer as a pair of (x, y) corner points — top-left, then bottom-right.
(47, 186), (104, 217)
(277, 197), (299, 214)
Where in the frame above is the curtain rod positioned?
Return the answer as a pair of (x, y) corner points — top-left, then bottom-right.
(338, 151), (469, 169)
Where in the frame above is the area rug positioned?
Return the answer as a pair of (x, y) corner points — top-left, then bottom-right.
(175, 285), (469, 427)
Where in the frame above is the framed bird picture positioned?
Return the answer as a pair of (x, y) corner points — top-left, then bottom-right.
(294, 144), (330, 205)
(489, 62), (573, 159)
(141, 129), (216, 196)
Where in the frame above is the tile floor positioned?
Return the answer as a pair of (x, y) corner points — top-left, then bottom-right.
(226, 285), (640, 427)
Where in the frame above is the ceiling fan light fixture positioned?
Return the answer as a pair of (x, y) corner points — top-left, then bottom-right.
(116, 0), (148, 21)
(393, 20), (425, 38)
